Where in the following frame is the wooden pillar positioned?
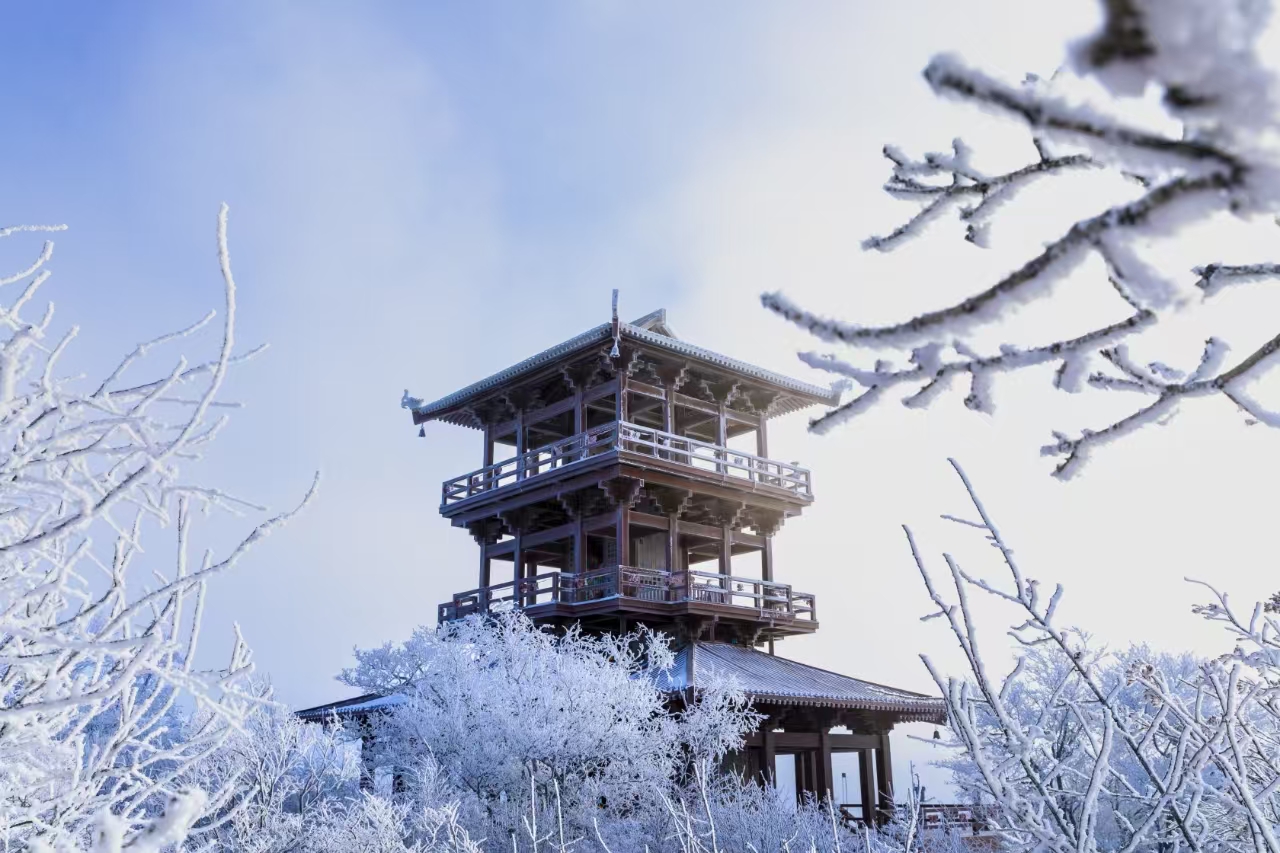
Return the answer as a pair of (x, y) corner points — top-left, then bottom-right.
(858, 748), (876, 825)
(819, 729), (834, 802)
(482, 425), (494, 468)
(617, 507), (631, 567)
(761, 721), (776, 786)
(720, 525), (732, 578)
(479, 541), (491, 589)
(616, 375), (629, 424)
(794, 751), (808, 801)
(756, 413), (768, 457)
(524, 555), (537, 606)
(359, 727), (375, 791)
(573, 514), (586, 575)
(761, 537), (774, 583)
(716, 402), (728, 473)
(512, 526), (523, 589)
(573, 389), (584, 435)
(875, 733), (894, 820)
(514, 409), (526, 480)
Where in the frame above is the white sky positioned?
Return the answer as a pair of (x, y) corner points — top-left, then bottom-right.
(4, 0), (1280, 799)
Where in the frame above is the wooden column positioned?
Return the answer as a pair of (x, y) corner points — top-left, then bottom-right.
(512, 526), (523, 589)
(573, 514), (586, 575)
(514, 409), (526, 480)
(761, 721), (776, 786)
(761, 537), (774, 583)
(719, 525), (732, 578)
(667, 514), (680, 588)
(479, 541), (491, 589)
(875, 733), (894, 820)
(358, 728), (375, 791)
(573, 389), (584, 435)
(819, 729), (835, 801)
(616, 375), (629, 423)
(482, 425), (494, 468)
(755, 413), (767, 485)
(716, 402), (728, 473)
(617, 507), (631, 567)
(794, 751), (808, 801)
(858, 748), (876, 825)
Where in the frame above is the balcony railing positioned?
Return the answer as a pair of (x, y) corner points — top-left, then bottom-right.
(438, 566), (817, 624)
(441, 421), (812, 506)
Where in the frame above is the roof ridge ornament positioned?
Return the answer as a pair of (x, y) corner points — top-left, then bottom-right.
(609, 289), (621, 359)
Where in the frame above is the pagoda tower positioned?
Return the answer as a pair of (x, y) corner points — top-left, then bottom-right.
(301, 304), (945, 825)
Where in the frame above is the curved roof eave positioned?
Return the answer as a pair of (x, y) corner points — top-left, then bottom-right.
(405, 318), (844, 427)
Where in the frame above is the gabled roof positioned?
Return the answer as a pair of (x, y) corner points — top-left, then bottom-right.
(658, 643), (947, 723)
(403, 310), (843, 426)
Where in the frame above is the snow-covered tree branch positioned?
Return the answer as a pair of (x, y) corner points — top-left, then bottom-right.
(765, 0), (1280, 478)
(0, 206), (317, 851)
(913, 458), (1280, 851)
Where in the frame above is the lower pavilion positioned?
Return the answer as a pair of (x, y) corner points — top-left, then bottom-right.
(298, 304), (945, 824)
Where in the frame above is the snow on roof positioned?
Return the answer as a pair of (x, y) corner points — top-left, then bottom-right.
(295, 692), (406, 721)
(296, 644), (945, 726)
(657, 642), (947, 723)
(405, 309), (843, 426)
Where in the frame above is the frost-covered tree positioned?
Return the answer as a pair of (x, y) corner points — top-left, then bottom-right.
(912, 459), (1280, 852)
(340, 614), (760, 852)
(765, 0), (1280, 478)
(181, 683), (362, 853)
(0, 207), (316, 851)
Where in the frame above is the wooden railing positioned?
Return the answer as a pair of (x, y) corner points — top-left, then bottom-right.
(441, 422), (812, 505)
(438, 566), (818, 623)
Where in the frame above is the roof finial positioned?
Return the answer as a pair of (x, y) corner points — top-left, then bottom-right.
(609, 289), (621, 358)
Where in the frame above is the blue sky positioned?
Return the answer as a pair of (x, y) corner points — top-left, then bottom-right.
(8, 1), (1280, 795)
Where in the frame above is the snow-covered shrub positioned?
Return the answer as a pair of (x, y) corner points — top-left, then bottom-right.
(181, 684), (362, 853)
(914, 459), (1280, 852)
(0, 207), (315, 851)
(765, 0), (1280, 478)
(340, 613), (760, 851)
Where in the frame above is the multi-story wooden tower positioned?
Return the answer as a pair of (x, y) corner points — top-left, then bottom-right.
(388, 304), (946, 823)
(412, 307), (824, 646)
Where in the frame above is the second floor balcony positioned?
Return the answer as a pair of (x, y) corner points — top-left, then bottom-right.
(441, 421), (812, 509)
(438, 564), (818, 634)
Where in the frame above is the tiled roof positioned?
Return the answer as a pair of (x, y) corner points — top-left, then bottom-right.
(296, 644), (945, 726)
(404, 309), (843, 426)
(295, 693), (406, 721)
(657, 643), (947, 723)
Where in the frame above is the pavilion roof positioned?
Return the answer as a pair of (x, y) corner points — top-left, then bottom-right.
(295, 642), (946, 726)
(404, 309), (843, 427)
(658, 642), (947, 724)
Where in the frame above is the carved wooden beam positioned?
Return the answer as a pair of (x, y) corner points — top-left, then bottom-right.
(709, 379), (742, 406)
(498, 507), (532, 534)
(555, 492), (582, 520)
(599, 476), (644, 510)
(467, 518), (504, 546)
(743, 508), (785, 537)
(650, 486), (693, 518)
(655, 361), (690, 394)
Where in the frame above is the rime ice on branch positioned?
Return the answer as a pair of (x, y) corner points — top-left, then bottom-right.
(913, 459), (1280, 852)
(764, 0), (1280, 478)
(0, 207), (317, 852)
